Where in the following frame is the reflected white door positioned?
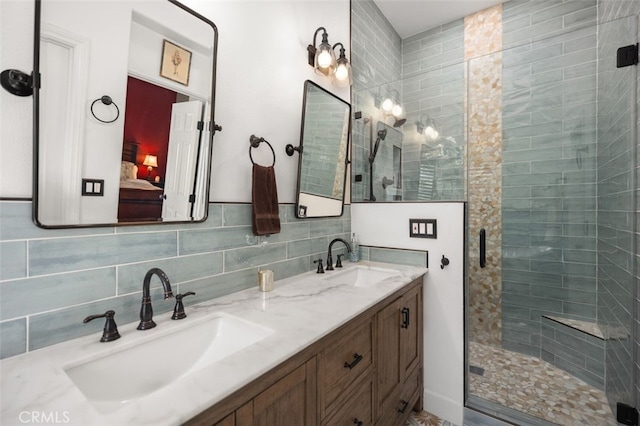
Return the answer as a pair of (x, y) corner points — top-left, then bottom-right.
(162, 100), (203, 220)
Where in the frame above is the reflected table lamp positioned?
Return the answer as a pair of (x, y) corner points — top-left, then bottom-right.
(143, 155), (158, 180)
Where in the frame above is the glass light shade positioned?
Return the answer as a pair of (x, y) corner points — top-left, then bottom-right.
(314, 43), (336, 76)
(391, 103), (403, 118)
(381, 98), (394, 112)
(333, 61), (352, 87)
(424, 126), (439, 140)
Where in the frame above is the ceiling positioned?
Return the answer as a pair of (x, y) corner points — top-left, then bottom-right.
(373, 0), (506, 39)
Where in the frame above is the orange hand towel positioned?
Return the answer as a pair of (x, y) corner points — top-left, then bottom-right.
(252, 164), (281, 235)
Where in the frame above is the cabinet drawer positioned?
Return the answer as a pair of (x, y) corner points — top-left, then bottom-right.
(322, 376), (373, 426)
(376, 367), (421, 426)
(318, 318), (373, 418)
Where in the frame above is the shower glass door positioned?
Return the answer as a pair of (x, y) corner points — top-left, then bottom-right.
(466, 15), (638, 425)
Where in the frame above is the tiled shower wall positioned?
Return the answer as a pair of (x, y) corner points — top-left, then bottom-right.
(0, 201), (351, 359)
(350, 0), (402, 202)
(401, 21), (465, 201)
(499, 0), (599, 356)
(597, 0), (640, 412)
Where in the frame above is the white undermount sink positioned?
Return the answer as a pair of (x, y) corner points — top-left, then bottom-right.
(324, 265), (400, 287)
(64, 313), (272, 413)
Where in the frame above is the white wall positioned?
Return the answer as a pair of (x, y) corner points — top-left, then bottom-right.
(0, 0), (350, 204)
(352, 202), (465, 426)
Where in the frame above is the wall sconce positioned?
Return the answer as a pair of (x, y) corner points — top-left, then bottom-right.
(417, 115), (439, 141)
(142, 154), (158, 180)
(332, 43), (352, 87)
(377, 88), (404, 120)
(307, 27), (352, 86)
(308, 27), (336, 76)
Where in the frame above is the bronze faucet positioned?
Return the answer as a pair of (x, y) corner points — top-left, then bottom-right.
(326, 238), (352, 271)
(137, 268), (174, 330)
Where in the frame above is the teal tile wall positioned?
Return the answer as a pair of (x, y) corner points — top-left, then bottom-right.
(400, 19), (465, 202)
(500, 0), (598, 357)
(540, 317), (605, 390)
(360, 246), (429, 269)
(351, 0), (403, 202)
(0, 201), (351, 359)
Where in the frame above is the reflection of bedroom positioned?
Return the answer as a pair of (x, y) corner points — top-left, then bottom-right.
(123, 76), (182, 183)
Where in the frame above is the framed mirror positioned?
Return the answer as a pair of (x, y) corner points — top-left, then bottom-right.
(294, 80), (351, 218)
(33, 0), (218, 228)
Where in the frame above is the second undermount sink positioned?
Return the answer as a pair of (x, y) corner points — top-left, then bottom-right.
(64, 313), (272, 413)
(324, 265), (400, 287)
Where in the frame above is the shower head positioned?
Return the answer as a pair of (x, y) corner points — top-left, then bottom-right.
(369, 129), (387, 164)
(393, 118), (406, 127)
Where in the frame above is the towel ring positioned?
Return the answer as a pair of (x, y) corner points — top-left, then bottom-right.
(91, 95), (120, 123)
(249, 135), (276, 167)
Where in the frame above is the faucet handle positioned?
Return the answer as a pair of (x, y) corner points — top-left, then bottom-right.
(171, 292), (196, 320)
(336, 254), (344, 268)
(83, 310), (121, 342)
(314, 258), (324, 274)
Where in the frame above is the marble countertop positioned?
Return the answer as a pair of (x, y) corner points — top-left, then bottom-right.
(1, 261), (427, 426)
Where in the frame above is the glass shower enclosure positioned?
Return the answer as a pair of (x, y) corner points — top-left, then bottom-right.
(465, 14), (638, 425)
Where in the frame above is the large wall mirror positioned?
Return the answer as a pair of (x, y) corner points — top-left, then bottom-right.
(34, 0), (218, 228)
(294, 81), (351, 218)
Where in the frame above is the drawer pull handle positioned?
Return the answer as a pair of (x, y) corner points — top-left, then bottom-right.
(344, 353), (363, 369)
(397, 400), (409, 414)
(401, 307), (410, 329)
(353, 418), (363, 426)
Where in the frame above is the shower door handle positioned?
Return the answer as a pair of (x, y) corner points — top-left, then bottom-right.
(479, 229), (486, 268)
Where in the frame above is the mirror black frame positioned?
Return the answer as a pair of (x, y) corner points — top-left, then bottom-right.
(32, 0), (219, 228)
(294, 80), (351, 219)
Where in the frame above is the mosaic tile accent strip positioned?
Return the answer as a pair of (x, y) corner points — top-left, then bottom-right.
(465, 5), (503, 347)
(469, 341), (616, 425)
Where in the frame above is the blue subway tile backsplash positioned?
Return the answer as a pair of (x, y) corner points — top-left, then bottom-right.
(0, 201), (351, 358)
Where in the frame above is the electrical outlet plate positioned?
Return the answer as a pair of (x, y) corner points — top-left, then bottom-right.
(409, 218), (437, 239)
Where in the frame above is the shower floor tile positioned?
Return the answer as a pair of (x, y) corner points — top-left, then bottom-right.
(468, 341), (616, 425)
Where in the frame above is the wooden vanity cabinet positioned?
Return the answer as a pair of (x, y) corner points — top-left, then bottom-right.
(190, 276), (423, 426)
(376, 283), (423, 426)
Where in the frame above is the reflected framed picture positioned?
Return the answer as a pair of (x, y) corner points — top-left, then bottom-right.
(159, 39), (192, 86)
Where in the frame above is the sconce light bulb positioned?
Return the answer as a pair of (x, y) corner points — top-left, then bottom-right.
(391, 104), (403, 118)
(381, 98), (394, 112)
(317, 50), (333, 69)
(425, 126), (439, 140)
(335, 63), (349, 81)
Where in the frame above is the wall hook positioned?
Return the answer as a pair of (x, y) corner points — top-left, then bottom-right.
(440, 255), (450, 269)
(285, 144), (303, 156)
(0, 69), (33, 97)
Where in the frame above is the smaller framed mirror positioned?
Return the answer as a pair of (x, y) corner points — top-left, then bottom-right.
(294, 81), (351, 218)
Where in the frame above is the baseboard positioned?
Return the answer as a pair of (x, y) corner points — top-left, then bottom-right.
(423, 389), (464, 425)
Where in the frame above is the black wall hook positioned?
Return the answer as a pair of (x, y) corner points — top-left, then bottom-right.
(440, 255), (450, 269)
(285, 144), (303, 156)
(0, 69), (33, 97)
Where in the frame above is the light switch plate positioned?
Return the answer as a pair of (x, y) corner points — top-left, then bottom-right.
(409, 218), (437, 239)
(81, 179), (104, 196)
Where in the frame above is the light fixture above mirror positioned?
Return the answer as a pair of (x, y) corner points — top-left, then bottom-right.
(417, 114), (439, 141)
(307, 27), (351, 86)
